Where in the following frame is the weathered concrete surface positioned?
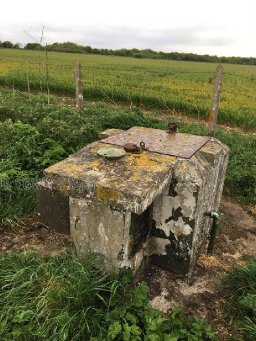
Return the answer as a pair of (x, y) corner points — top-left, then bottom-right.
(37, 127), (229, 275)
(148, 139), (229, 275)
(99, 128), (124, 139)
(40, 141), (177, 214)
(70, 197), (149, 271)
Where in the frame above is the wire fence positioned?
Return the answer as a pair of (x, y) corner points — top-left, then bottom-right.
(1, 58), (256, 131)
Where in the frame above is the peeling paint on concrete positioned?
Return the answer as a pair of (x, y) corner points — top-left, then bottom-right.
(148, 138), (229, 275)
(169, 217), (193, 237)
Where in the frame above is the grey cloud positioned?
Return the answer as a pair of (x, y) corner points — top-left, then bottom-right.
(0, 23), (233, 52)
(47, 24), (233, 51)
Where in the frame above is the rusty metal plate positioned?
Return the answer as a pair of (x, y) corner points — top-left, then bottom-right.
(101, 127), (210, 159)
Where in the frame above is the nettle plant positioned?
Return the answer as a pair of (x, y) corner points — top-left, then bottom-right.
(103, 281), (216, 341)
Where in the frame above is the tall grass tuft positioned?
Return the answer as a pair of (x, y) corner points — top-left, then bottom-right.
(224, 260), (256, 340)
(0, 252), (123, 340)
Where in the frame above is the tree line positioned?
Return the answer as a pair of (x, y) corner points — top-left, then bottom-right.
(0, 40), (21, 49)
(1, 40), (256, 66)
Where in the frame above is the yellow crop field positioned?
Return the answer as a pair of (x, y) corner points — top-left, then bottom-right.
(0, 48), (256, 130)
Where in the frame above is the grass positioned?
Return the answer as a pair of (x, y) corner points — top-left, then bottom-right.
(0, 251), (216, 340)
(0, 49), (256, 130)
(0, 252), (119, 340)
(224, 260), (256, 340)
(0, 88), (255, 224)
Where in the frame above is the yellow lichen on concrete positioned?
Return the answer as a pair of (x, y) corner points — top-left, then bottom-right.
(47, 160), (87, 177)
(133, 126), (152, 132)
(58, 178), (69, 196)
(126, 152), (176, 181)
(88, 160), (102, 169)
(181, 162), (189, 171)
(96, 186), (122, 203)
(63, 163), (84, 176)
(44, 141), (177, 204)
(45, 162), (63, 173)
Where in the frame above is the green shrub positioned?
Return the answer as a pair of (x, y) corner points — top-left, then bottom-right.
(216, 130), (256, 203)
(103, 282), (215, 340)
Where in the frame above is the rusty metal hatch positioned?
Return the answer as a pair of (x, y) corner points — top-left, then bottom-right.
(101, 127), (210, 159)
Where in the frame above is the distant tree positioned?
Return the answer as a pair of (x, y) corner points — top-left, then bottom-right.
(25, 43), (42, 50)
(2, 41), (13, 48)
(83, 45), (93, 53)
(48, 42), (83, 53)
(13, 43), (21, 49)
(134, 53), (143, 58)
(1, 37), (255, 66)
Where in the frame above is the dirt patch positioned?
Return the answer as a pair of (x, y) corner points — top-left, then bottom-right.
(0, 213), (72, 255)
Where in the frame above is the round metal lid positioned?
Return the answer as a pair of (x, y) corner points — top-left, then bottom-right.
(97, 147), (125, 160)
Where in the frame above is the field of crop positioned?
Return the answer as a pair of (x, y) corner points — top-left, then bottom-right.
(1, 48), (256, 130)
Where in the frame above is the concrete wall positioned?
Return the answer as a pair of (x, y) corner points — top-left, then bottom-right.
(70, 197), (149, 272)
(148, 138), (229, 275)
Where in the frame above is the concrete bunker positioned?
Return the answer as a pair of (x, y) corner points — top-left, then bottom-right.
(37, 126), (229, 276)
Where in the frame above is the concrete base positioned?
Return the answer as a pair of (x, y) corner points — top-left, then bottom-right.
(37, 127), (229, 276)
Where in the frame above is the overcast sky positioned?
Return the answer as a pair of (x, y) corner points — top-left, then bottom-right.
(1, 0), (256, 57)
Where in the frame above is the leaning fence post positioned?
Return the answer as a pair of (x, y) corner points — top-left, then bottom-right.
(208, 64), (223, 136)
(75, 61), (84, 112)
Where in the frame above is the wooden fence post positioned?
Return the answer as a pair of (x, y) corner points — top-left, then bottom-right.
(208, 64), (224, 136)
(75, 61), (84, 112)
(26, 62), (31, 106)
(45, 43), (50, 105)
